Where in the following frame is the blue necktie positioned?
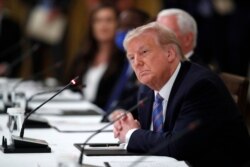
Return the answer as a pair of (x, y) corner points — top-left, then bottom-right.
(152, 93), (164, 132)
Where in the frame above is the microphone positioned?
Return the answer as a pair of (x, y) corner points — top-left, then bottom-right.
(101, 93), (138, 122)
(24, 89), (61, 113)
(20, 76), (79, 137)
(23, 89), (63, 129)
(78, 96), (148, 165)
(0, 43), (39, 108)
(4, 61), (62, 113)
(23, 84), (86, 129)
(26, 84), (86, 104)
(0, 76), (79, 153)
(128, 120), (201, 167)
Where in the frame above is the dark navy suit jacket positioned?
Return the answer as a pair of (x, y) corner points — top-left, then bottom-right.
(189, 53), (206, 67)
(127, 61), (250, 167)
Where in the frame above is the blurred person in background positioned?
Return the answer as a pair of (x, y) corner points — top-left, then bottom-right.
(163, 0), (250, 76)
(22, 0), (71, 83)
(86, 0), (135, 12)
(115, 8), (150, 52)
(67, 4), (125, 110)
(0, 0), (22, 77)
(157, 8), (207, 67)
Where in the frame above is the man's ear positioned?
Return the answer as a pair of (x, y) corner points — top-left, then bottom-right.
(164, 44), (177, 62)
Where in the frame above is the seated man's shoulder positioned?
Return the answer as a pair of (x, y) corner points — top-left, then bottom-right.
(181, 62), (228, 96)
(186, 62), (221, 84)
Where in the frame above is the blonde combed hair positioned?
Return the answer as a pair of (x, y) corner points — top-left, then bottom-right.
(123, 22), (185, 60)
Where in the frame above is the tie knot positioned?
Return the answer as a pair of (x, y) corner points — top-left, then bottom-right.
(155, 93), (164, 103)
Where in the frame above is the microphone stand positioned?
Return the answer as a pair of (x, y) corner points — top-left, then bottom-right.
(20, 76), (79, 138)
(7, 61), (62, 113)
(1, 44), (41, 112)
(24, 89), (61, 114)
(22, 89), (62, 129)
(0, 76), (79, 153)
(78, 97), (148, 165)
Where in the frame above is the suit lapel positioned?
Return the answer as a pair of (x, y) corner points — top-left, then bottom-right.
(138, 61), (191, 131)
(164, 61), (191, 130)
(138, 86), (154, 129)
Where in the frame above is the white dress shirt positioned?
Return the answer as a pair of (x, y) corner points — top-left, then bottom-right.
(83, 63), (108, 102)
(185, 50), (194, 60)
(125, 63), (181, 144)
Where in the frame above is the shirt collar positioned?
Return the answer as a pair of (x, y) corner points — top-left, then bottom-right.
(154, 63), (181, 101)
(185, 50), (194, 59)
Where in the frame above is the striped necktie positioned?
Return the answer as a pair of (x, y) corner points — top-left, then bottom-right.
(152, 93), (164, 132)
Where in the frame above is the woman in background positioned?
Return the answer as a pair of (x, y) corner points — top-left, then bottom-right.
(68, 4), (125, 110)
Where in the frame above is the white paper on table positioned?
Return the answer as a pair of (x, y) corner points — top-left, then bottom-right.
(42, 115), (103, 123)
(48, 118), (113, 132)
(29, 100), (104, 114)
(84, 143), (125, 150)
(51, 122), (113, 132)
(37, 115), (110, 132)
(30, 89), (82, 101)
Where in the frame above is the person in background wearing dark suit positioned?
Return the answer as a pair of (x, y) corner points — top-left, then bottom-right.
(68, 4), (125, 110)
(0, 0), (21, 77)
(113, 22), (250, 167)
(157, 8), (206, 66)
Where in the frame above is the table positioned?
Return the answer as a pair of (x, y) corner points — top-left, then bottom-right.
(0, 114), (188, 167)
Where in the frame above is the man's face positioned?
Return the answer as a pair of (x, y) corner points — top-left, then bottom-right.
(126, 32), (173, 90)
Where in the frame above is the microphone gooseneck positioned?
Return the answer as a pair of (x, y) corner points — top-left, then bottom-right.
(24, 89), (61, 114)
(24, 83), (86, 114)
(19, 76), (79, 138)
(26, 89), (62, 103)
(78, 97), (148, 165)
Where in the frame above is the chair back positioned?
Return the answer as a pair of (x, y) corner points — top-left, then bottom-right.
(220, 72), (249, 117)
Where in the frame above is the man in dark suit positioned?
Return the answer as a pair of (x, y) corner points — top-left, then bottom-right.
(113, 22), (250, 167)
(157, 8), (206, 67)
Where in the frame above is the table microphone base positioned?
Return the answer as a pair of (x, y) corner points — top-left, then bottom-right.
(0, 135), (51, 153)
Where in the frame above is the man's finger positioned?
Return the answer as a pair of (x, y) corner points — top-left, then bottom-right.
(113, 128), (119, 138)
(114, 120), (122, 130)
(125, 112), (134, 121)
(110, 110), (127, 121)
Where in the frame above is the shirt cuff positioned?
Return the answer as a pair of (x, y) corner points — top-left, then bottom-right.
(125, 128), (138, 144)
